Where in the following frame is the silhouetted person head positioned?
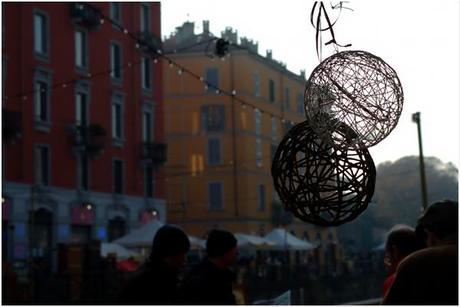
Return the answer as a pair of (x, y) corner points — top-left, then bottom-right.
(149, 225), (190, 269)
(384, 225), (421, 273)
(416, 200), (458, 247)
(206, 229), (238, 268)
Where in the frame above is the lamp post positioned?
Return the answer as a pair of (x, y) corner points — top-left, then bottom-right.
(412, 112), (428, 211)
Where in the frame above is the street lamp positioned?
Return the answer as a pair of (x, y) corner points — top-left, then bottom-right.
(412, 112), (428, 211)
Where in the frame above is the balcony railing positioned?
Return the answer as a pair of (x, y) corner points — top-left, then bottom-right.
(68, 123), (106, 158)
(137, 31), (162, 52)
(141, 142), (167, 166)
(69, 3), (101, 30)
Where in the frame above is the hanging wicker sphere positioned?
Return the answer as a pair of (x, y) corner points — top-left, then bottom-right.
(304, 50), (404, 149)
(271, 120), (376, 226)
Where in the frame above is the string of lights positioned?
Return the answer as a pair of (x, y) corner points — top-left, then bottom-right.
(8, 3), (302, 127)
(81, 2), (302, 126)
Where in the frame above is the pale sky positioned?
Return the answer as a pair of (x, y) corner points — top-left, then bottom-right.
(160, 0), (460, 167)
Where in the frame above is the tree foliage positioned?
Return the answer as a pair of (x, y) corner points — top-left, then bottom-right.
(370, 156), (458, 229)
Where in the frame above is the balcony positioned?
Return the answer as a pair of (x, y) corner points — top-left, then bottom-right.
(137, 31), (162, 52)
(68, 123), (106, 158)
(141, 142), (167, 166)
(69, 3), (101, 30)
(2, 109), (22, 144)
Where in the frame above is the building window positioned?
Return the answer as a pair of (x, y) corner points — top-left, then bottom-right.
(208, 182), (223, 211)
(34, 145), (50, 186)
(297, 93), (304, 115)
(75, 30), (88, 69)
(35, 81), (48, 123)
(269, 79), (275, 103)
(110, 42), (122, 81)
(34, 12), (48, 56)
(33, 69), (52, 130)
(207, 138), (221, 165)
(201, 105), (225, 132)
(113, 159), (123, 194)
(111, 94), (123, 141)
(145, 165), (154, 198)
(141, 56), (151, 90)
(271, 117), (277, 142)
(284, 87), (290, 110)
(140, 3), (150, 32)
(255, 109), (262, 167)
(284, 121), (294, 133)
(205, 68), (219, 93)
(75, 91), (88, 126)
(271, 117), (278, 161)
(258, 184), (266, 211)
(253, 73), (260, 97)
(142, 110), (153, 142)
(270, 144), (278, 161)
(110, 3), (121, 24)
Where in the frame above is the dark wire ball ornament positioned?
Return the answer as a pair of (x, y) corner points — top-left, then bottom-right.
(304, 50), (404, 149)
(271, 120), (376, 226)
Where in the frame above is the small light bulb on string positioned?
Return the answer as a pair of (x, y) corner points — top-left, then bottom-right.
(100, 19), (105, 25)
(135, 43), (140, 49)
(231, 90), (236, 96)
(157, 49), (162, 54)
(241, 103), (247, 110)
(204, 85), (209, 91)
(62, 83), (67, 88)
(168, 61), (174, 68)
(178, 69), (183, 75)
(215, 89), (220, 94)
(220, 57), (225, 62)
(199, 76), (204, 82)
(153, 58), (158, 64)
(123, 28), (128, 34)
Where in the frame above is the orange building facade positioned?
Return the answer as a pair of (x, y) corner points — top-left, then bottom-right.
(163, 22), (342, 271)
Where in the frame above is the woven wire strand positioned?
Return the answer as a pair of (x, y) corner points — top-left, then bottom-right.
(304, 50), (404, 149)
(271, 120), (376, 226)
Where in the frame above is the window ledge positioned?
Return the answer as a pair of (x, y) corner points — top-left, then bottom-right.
(34, 52), (49, 63)
(111, 77), (123, 86)
(34, 120), (51, 132)
(112, 138), (125, 147)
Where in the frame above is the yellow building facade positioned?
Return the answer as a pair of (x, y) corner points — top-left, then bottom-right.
(163, 23), (342, 270)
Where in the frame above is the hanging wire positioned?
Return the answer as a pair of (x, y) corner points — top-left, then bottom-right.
(310, 1), (352, 61)
(9, 2), (304, 126)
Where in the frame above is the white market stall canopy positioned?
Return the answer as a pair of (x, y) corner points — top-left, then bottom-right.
(100, 243), (139, 259)
(188, 235), (206, 249)
(113, 220), (165, 247)
(112, 220), (204, 249)
(235, 233), (276, 248)
(264, 228), (315, 251)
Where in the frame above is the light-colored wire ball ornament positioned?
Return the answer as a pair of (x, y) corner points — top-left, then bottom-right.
(304, 50), (404, 149)
(271, 119), (376, 226)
